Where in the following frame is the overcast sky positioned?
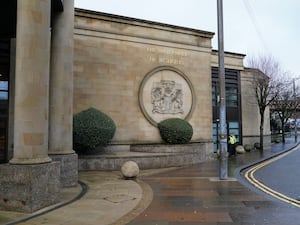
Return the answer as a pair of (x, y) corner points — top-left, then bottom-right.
(75, 0), (300, 78)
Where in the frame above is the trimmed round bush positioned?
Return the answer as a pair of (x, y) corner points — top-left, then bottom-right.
(73, 107), (116, 153)
(158, 118), (193, 144)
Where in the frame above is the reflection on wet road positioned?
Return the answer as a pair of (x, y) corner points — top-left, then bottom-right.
(244, 145), (300, 207)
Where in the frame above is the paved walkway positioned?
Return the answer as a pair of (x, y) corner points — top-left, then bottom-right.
(1, 137), (300, 225)
(127, 141), (300, 225)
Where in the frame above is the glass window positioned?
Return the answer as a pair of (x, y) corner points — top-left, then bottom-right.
(226, 87), (238, 107)
(212, 84), (238, 107)
(0, 81), (8, 100)
(212, 82), (218, 106)
(0, 92), (8, 100)
(0, 81), (8, 90)
(212, 122), (220, 152)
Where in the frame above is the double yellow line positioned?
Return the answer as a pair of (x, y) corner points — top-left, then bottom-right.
(244, 146), (300, 207)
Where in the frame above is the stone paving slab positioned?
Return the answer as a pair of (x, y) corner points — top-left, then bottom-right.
(1, 171), (145, 225)
(127, 159), (300, 225)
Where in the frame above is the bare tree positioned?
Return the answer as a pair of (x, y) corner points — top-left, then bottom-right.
(270, 90), (300, 143)
(246, 55), (282, 151)
(270, 76), (300, 143)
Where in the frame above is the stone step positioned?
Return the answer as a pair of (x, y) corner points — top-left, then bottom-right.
(78, 150), (210, 171)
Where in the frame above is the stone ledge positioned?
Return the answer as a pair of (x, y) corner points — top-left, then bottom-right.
(130, 142), (207, 153)
(78, 151), (208, 171)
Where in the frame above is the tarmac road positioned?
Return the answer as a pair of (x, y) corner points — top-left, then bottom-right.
(245, 145), (300, 205)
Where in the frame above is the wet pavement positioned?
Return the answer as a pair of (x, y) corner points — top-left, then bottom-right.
(126, 138), (300, 225)
(2, 137), (300, 225)
(128, 166), (300, 225)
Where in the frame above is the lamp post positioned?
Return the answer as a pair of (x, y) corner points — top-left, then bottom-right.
(217, 0), (228, 180)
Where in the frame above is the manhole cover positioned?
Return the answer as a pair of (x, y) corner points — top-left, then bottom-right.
(103, 194), (136, 203)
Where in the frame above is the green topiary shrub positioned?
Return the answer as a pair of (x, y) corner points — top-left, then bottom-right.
(158, 118), (193, 144)
(73, 107), (116, 153)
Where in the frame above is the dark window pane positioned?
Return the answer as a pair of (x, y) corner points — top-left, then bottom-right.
(0, 92), (8, 100)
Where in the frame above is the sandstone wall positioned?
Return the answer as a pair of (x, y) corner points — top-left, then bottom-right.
(73, 10), (214, 144)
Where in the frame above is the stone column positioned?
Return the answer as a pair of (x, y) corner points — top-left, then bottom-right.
(49, 0), (78, 187)
(0, 0), (60, 213)
(10, 0), (52, 164)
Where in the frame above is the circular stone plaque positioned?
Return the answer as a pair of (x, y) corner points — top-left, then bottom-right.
(139, 66), (195, 126)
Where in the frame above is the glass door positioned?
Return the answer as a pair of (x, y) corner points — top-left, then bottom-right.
(212, 121), (240, 153)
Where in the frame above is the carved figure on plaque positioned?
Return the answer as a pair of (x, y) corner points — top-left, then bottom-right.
(151, 80), (184, 114)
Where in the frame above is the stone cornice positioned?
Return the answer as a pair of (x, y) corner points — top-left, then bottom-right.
(75, 8), (215, 39)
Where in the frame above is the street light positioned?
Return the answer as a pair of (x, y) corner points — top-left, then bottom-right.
(217, 0), (228, 180)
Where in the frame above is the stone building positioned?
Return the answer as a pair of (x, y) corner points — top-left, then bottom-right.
(73, 9), (270, 155)
(0, 2), (270, 212)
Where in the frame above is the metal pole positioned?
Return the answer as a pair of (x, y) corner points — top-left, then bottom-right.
(293, 79), (298, 143)
(217, 0), (228, 179)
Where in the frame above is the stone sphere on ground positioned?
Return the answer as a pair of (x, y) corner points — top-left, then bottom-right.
(254, 142), (261, 150)
(244, 144), (252, 152)
(121, 161), (139, 178)
(235, 145), (245, 154)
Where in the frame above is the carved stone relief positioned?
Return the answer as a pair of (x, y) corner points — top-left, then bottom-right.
(151, 80), (184, 114)
(139, 66), (195, 126)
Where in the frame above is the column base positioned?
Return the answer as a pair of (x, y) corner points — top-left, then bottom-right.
(0, 161), (61, 213)
(9, 156), (52, 164)
(50, 153), (78, 187)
